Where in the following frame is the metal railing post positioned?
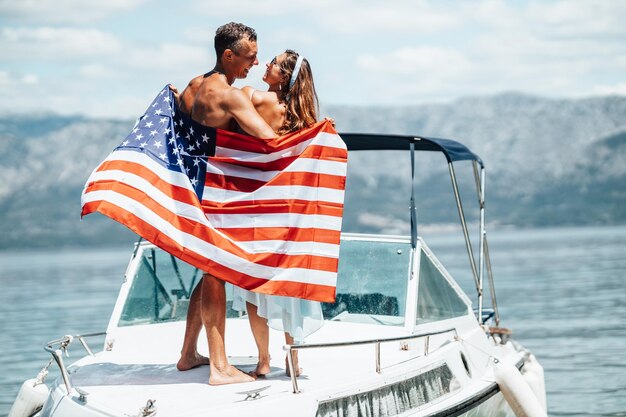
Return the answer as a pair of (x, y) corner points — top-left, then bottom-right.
(45, 346), (73, 395)
(448, 163), (481, 300)
(44, 332), (107, 396)
(286, 346), (300, 393)
(375, 343), (381, 373)
(473, 162), (486, 323)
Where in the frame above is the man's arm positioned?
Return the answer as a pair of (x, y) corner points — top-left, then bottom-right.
(225, 89), (277, 138)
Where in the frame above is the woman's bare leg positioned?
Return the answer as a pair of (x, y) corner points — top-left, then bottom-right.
(285, 333), (302, 377)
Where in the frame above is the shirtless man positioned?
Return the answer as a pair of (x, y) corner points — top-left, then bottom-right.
(173, 22), (276, 385)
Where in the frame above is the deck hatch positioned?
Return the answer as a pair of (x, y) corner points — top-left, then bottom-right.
(315, 364), (457, 417)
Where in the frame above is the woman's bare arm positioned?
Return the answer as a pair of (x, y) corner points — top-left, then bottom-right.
(225, 88), (277, 139)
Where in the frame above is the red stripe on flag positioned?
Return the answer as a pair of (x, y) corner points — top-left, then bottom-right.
(215, 121), (340, 154)
(204, 171), (347, 192)
(200, 199), (344, 217)
(215, 227), (340, 244)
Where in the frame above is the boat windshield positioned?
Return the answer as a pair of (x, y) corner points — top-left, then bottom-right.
(118, 246), (240, 327)
(322, 236), (410, 326)
(118, 237), (469, 328)
(416, 246), (470, 324)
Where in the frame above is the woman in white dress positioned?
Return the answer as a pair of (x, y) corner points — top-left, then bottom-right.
(233, 50), (323, 376)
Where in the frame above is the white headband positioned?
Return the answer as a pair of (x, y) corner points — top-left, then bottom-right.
(288, 55), (304, 90)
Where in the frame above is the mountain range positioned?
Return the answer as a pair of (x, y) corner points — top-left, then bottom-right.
(1, 92), (625, 250)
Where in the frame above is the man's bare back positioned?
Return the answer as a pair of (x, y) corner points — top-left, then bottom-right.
(178, 71), (275, 138)
(179, 72), (237, 131)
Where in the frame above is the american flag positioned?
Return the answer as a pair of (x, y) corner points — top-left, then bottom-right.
(81, 86), (347, 302)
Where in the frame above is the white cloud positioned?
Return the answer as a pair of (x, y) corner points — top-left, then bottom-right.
(189, 0), (314, 17)
(78, 64), (113, 80)
(358, 213), (408, 235)
(266, 29), (319, 49)
(353, 46), (478, 103)
(0, 71), (9, 87)
(590, 82), (626, 97)
(318, 1), (458, 35)
(182, 26), (218, 45)
(1, 27), (122, 61)
(526, 0), (626, 39)
(189, 0), (457, 35)
(0, 0), (146, 24)
(22, 74), (39, 84)
(357, 47), (470, 76)
(0, 71), (39, 88)
(126, 43), (211, 71)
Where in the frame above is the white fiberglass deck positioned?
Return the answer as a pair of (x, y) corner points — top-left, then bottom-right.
(45, 314), (522, 417)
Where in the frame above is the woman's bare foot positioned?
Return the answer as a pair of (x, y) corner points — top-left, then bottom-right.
(254, 358), (271, 377)
(285, 354), (302, 377)
(209, 364), (256, 385)
(176, 352), (210, 371)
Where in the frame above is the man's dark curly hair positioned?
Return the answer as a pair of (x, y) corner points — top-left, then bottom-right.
(214, 22), (257, 58)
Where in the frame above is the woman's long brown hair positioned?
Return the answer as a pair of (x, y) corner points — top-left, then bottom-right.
(277, 50), (319, 135)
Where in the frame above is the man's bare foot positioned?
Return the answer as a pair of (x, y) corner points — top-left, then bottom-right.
(177, 353), (210, 371)
(209, 364), (256, 385)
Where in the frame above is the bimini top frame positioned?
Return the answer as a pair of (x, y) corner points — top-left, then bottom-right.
(339, 133), (483, 167)
(338, 132), (498, 327)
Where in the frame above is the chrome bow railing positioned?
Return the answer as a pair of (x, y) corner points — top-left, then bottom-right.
(44, 332), (106, 395)
(283, 327), (457, 393)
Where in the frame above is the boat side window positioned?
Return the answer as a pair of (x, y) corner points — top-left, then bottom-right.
(322, 237), (410, 326)
(416, 248), (469, 324)
(118, 247), (238, 326)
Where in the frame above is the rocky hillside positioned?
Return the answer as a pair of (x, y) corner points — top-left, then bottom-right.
(1, 93), (625, 249)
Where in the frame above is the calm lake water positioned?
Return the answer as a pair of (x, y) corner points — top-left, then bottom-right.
(1, 225), (625, 416)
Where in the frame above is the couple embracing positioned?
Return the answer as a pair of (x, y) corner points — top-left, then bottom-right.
(171, 22), (325, 385)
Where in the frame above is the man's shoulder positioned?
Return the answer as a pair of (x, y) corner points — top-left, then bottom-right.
(221, 85), (250, 104)
(186, 74), (205, 89)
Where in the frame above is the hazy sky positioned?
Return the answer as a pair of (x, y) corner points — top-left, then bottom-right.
(2, 0), (625, 118)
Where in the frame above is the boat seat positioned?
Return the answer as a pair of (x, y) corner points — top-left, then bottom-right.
(322, 293), (399, 319)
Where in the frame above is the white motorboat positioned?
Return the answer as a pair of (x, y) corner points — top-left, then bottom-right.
(10, 133), (547, 417)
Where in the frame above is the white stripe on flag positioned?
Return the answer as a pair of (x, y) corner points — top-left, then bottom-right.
(202, 185), (345, 205)
(205, 158), (348, 181)
(235, 240), (340, 257)
(98, 150), (193, 189)
(207, 212), (342, 231)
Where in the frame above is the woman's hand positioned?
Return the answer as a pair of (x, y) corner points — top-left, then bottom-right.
(323, 117), (336, 127)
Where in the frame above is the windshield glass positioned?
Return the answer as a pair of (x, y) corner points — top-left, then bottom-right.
(322, 236), (410, 325)
(416, 247), (470, 324)
(118, 246), (239, 326)
(118, 237), (468, 328)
